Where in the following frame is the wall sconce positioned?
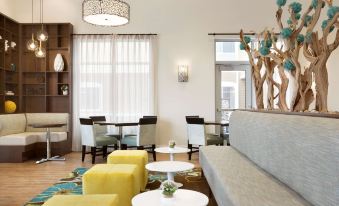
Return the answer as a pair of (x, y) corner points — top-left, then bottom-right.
(178, 65), (189, 82)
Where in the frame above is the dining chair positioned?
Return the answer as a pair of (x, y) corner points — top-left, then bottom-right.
(186, 116), (224, 160)
(89, 116), (120, 139)
(121, 117), (157, 161)
(79, 118), (118, 164)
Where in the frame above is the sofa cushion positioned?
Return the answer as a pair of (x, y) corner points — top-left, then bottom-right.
(229, 111), (339, 206)
(0, 132), (67, 146)
(0, 114), (26, 136)
(0, 132), (37, 146)
(25, 113), (69, 132)
(200, 146), (311, 206)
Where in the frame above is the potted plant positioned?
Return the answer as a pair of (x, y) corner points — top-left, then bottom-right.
(168, 140), (176, 149)
(160, 180), (178, 198)
(61, 85), (68, 95)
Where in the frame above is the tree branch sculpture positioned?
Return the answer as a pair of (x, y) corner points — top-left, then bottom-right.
(240, 0), (338, 112)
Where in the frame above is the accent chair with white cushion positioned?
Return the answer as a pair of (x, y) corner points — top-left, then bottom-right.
(121, 117), (157, 161)
(80, 118), (118, 164)
(186, 116), (223, 160)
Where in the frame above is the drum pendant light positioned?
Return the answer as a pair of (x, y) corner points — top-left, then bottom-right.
(83, 0), (130, 26)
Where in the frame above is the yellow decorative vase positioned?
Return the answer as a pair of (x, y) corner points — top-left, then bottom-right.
(5, 100), (16, 113)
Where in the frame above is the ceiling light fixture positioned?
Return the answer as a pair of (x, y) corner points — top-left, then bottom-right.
(26, 0), (38, 51)
(37, 0), (48, 42)
(83, 0), (130, 26)
(35, 41), (46, 58)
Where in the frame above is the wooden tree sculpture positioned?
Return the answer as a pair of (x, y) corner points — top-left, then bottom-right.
(240, 0), (339, 112)
(239, 30), (266, 109)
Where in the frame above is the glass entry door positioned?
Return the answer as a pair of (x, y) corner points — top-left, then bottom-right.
(215, 64), (252, 122)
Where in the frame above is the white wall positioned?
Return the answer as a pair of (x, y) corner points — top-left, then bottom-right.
(1, 0), (338, 146)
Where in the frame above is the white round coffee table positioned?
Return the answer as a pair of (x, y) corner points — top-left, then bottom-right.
(146, 161), (194, 185)
(155, 147), (190, 161)
(132, 189), (209, 206)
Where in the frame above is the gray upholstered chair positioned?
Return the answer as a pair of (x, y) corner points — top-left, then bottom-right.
(80, 118), (118, 164)
(186, 116), (223, 160)
(89, 116), (120, 138)
(121, 117), (157, 161)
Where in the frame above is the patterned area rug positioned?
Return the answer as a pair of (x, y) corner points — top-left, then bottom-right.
(24, 167), (216, 206)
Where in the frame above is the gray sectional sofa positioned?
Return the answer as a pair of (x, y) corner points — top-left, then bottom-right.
(200, 111), (339, 206)
(0, 113), (70, 162)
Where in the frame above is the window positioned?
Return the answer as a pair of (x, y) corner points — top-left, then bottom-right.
(73, 35), (156, 118)
(215, 41), (249, 62)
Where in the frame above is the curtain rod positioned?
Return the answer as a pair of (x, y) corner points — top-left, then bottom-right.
(72, 33), (158, 36)
(208, 32), (281, 36)
(208, 33), (256, 36)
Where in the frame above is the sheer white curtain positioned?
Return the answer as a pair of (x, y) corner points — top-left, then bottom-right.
(72, 35), (157, 151)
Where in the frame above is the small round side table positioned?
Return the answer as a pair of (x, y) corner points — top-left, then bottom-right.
(132, 189), (209, 206)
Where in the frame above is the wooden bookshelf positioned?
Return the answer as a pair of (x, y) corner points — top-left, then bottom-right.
(21, 23), (73, 114)
(0, 13), (20, 113)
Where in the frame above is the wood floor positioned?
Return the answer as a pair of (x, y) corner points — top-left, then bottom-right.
(0, 151), (200, 206)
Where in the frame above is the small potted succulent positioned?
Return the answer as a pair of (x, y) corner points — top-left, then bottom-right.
(61, 85), (68, 95)
(168, 140), (176, 149)
(160, 180), (178, 198)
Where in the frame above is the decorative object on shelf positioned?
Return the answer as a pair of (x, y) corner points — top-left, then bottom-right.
(10, 41), (16, 49)
(10, 63), (16, 71)
(37, 0), (48, 42)
(4, 100), (17, 113)
(4, 40), (9, 52)
(61, 85), (69, 95)
(178, 65), (188, 82)
(239, 0), (339, 112)
(83, 0), (130, 26)
(168, 140), (176, 149)
(54, 53), (65, 72)
(5, 91), (15, 96)
(160, 180), (178, 198)
(35, 41), (46, 58)
(0, 35), (2, 40)
(26, 0), (38, 51)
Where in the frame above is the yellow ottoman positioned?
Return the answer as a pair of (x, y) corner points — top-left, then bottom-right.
(107, 150), (148, 191)
(83, 164), (140, 206)
(42, 194), (119, 206)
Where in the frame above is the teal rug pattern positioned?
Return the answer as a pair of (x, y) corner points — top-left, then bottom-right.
(25, 168), (88, 206)
(24, 167), (200, 206)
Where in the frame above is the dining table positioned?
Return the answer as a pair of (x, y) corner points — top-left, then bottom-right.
(95, 121), (139, 148)
(29, 123), (67, 164)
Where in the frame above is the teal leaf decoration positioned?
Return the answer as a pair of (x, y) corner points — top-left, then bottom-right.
(281, 28), (293, 39)
(327, 6), (339, 19)
(240, 43), (246, 50)
(295, 13), (301, 20)
(322, 20), (335, 32)
(297, 34), (305, 44)
(304, 15), (312, 27)
(259, 47), (270, 56)
(276, 0), (287, 7)
(261, 39), (273, 48)
(287, 18), (293, 24)
(289, 2), (302, 13)
(312, 0), (325, 9)
(284, 59), (296, 71)
(244, 36), (251, 44)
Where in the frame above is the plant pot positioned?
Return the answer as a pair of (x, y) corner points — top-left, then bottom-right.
(62, 90), (68, 95)
(162, 193), (174, 198)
